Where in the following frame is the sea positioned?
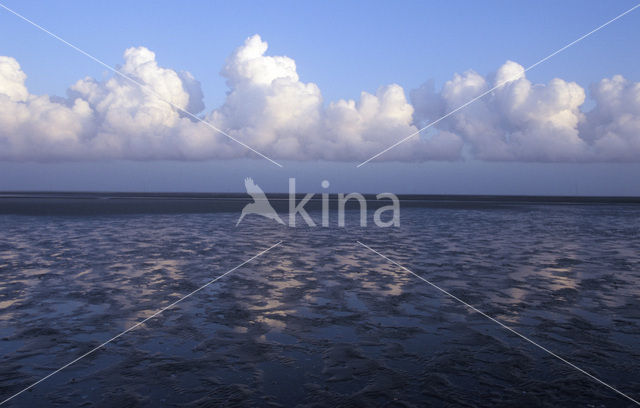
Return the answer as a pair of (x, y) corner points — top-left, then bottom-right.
(0, 193), (639, 407)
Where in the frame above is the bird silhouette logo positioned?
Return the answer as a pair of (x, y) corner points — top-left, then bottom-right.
(236, 178), (285, 226)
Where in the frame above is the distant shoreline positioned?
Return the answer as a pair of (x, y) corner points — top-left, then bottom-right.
(1, 191), (639, 216)
(1, 192), (639, 202)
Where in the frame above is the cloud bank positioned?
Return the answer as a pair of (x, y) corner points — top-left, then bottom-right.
(0, 35), (639, 162)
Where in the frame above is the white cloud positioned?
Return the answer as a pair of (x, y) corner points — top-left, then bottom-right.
(412, 60), (589, 161)
(0, 36), (639, 162)
(0, 56), (29, 102)
(208, 35), (460, 161)
(580, 75), (640, 161)
(412, 60), (640, 162)
(0, 56), (93, 160)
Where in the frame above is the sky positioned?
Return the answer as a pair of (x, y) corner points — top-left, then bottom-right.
(0, 0), (639, 194)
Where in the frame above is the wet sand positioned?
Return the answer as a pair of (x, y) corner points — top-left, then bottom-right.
(0, 201), (639, 406)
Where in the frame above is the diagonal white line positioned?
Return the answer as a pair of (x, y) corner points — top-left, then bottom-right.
(356, 3), (640, 167)
(356, 240), (640, 406)
(0, 3), (283, 168)
(0, 240), (283, 406)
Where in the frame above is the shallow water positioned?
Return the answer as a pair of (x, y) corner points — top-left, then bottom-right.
(0, 201), (639, 407)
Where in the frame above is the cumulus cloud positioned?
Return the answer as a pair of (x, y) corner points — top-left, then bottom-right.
(1, 48), (210, 161)
(412, 61), (590, 161)
(0, 56), (93, 160)
(580, 75), (640, 161)
(0, 35), (639, 162)
(208, 35), (460, 161)
(412, 60), (640, 162)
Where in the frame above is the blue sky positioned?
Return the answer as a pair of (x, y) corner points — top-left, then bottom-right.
(0, 0), (639, 194)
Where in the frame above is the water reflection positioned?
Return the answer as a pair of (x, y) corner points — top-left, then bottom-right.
(0, 205), (638, 406)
